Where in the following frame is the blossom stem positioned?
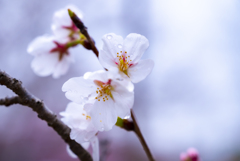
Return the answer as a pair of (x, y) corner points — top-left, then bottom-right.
(131, 110), (155, 161)
(66, 39), (82, 48)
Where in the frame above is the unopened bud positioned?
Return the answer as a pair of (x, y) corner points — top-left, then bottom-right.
(187, 148), (199, 161)
(83, 38), (95, 50)
(180, 148), (199, 161)
(68, 9), (74, 18)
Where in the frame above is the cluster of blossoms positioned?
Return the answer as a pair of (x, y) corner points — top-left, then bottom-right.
(27, 5), (86, 78)
(180, 148), (200, 161)
(27, 5), (154, 160)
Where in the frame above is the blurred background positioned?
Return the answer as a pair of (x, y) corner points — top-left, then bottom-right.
(0, 0), (240, 161)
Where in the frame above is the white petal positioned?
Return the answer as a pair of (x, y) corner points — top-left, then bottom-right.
(115, 78), (134, 92)
(61, 102), (98, 143)
(27, 35), (55, 56)
(128, 59), (154, 83)
(70, 126), (97, 144)
(101, 33), (123, 58)
(62, 77), (96, 104)
(111, 81), (134, 118)
(31, 52), (59, 77)
(60, 102), (84, 116)
(51, 27), (70, 40)
(84, 127), (98, 141)
(70, 128), (86, 143)
(84, 103), (94, 114)
(51, 5), (83, 38)
(91, 137), (99, 161)
(84, 70), (107, 81)
(52, 54), (72, 78)
(90, 99), (118, 131)
(81, 142), (90, 150)
(60, 102), (86, 127)
(66, 145), (78, 159)
(123, 33), (149, 64)
(99, 49), (118, 70)
(84, 70), (116, 83)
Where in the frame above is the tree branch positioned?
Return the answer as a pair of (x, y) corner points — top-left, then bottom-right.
(116, 111), (155, 161)
(0, 96), (22, 106)
(131, 110), (155, 161)
(0, 70), (93, 161)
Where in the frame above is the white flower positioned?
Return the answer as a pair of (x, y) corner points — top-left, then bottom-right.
(51, 5), (83, 40)
(27, 35), (73, 78)
(62, 70), (134, 131)
(60, 102), (98, 143)
(99, 33), (154, 83)
(66, 136), (99, 161)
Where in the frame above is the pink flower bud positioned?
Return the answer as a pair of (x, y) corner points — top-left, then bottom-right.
(180, 148), (199, 161)
(187, 148), (199, 161)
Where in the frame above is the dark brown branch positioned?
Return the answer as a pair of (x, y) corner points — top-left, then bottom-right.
(0, 96), (22, 106)
(68, 9), (99, 57)
(0, 70), (93, 161)
(131, 110), (155, 161)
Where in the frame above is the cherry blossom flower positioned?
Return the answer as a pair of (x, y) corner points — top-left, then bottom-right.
(60, 102), (98, 143)
(66, 137), (99, 161)
(27, 35), (73, 78)
(62, 70), (134, 131)
(51, 5), (83, 40)
(180, 148), (199, 161)
(99, 33), (154, 83)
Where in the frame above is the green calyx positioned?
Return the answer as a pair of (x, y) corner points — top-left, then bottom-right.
(115, 117), (124, 127)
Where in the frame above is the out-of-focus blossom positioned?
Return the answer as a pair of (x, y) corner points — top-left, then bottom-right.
(62, 70), (134, 131)
(99, 33), (154, 83)
(60, 102), (98, 143)
(51, 5), (83, 40)
(180, 148), (199, 161)
(27, 35), (73, 78)
(66, 136), (99, 161)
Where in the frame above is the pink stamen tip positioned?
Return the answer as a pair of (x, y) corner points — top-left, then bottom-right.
(129, 64), (133, 67)
(107, 79), (112, 84)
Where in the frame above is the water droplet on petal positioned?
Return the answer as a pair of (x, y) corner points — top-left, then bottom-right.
(118, 44), (122, 48)
(107, 35), (112, 40)
(124, 115), (130, 119)
(101, 127), (104, 131)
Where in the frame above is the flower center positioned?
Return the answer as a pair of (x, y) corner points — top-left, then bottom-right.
(116, 51), (133, 77)
(50, 41), (69, 61)
(94, 79), (113, 102)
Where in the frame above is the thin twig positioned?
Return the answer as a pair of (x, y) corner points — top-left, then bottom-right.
(0, 96), (22, 106)
(131, 110), (155, 161)
(0, 70), (93, 161)
(68, 9), (99, 57)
